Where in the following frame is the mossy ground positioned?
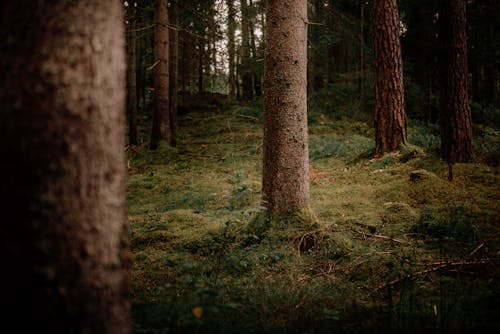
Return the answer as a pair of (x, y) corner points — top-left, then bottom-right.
(128, 96), (500, 333)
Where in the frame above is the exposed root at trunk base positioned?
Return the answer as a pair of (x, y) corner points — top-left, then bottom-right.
(245, 205), (322, 251)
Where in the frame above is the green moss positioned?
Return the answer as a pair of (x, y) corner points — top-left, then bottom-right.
(128, 98), (500, 334)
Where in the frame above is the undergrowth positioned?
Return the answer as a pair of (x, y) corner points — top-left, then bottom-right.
(128, 95), (500, 333)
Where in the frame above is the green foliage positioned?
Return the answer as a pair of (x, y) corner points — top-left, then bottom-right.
(411, 205), (476, 245)
(471, 102), (500, 128)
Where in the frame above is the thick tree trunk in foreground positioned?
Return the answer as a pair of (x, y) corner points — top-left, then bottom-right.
(0, 1), (130, 332)
(127, 2), (138, 146)
(440, 0), (473, 163)
(263, 0), (310, 213)
(370, 0), (407, 155)
(169, 0), (179, 146)
(151, 0), (170, 149)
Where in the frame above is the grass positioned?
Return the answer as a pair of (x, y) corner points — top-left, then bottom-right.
(127, 96), (500, 334)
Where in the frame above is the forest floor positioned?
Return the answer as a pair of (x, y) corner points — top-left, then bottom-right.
(127, 95), (500, 333)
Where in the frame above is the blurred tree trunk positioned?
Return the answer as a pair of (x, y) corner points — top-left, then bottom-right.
(359, 0), (365, 105)
(249, 0), (262, 97)
(263, 0), (310, 213)
(169, 0), (179, 146)
(127, 1), (138, 146)
(0, 0), (130, 332)
(440, 0), (473, 162)
(227, 0), (237, 97)
(370, 0), (407, 155)
(198, 37), (204, 95)
(151, 0), (170, 149)
(241, 0), (254, 100)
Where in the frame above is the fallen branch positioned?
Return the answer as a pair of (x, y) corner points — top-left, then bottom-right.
(181, 151), (225, 160)
(350, 228), (408, 244)
(235, 114), (259, 122)
(375, 258), (500, 292)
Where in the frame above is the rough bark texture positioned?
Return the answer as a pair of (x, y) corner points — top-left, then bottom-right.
(370, 0), (407, 155)
(0, 1), (130, 332)
(127, 2), (138, 146)
(440, 0), (473, 163)
(263, 0), (310, 213)
(169, 0), (179, 146)
(151, 0), (170, 149)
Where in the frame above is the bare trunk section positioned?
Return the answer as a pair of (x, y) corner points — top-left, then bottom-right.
(227, 0), (237, 97)
(198, 37), (205, 95)
(127, 2), (138, 146)
(440, 0), (473, 163)
(263, 0), (310, 213)
(370, 0), (407, 155)
(151, 0), (170, 149)
(359, 0), (365, 106)
(241, 0), (254, 100)
(169, 0), (179, 146)
(0, 1), (130, 332)
(249, 0), (262, 97)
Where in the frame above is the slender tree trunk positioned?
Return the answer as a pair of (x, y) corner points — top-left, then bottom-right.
(249, 0), (262, 97)
(236, 44), (241, 99)
(359, 0), (365, 106)
(181, 30), (189, 98)
(0, 1), (130, 332)
(169, 0), (179, 146)
(241, 0), (254, 100)
(311, 0), (325, 92)
(127, 2), (138, 146)
(198, 37), (204, 96)
(227, 0), (237, 96)
(151, 0), (170, 149)
(370, 0), (407, 155)
(440, 0), (473, 162)
(263, 0), (310, 213)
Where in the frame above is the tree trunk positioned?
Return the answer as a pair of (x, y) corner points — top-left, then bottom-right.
(263, 0), (310, 213)
(311, 0), (325, 92)
(198, 37), (204, 96)
(249, 0), (262, 97)
(181, 30), (189, 98)
(227, 0), (237, 96)
(127, 2), (138, 146)
(241, 0), (254, 100)
(0, 1), (130, 332)
(169, 0), (179, 146)
(151, 0), (170, 149)
(439, 0), (473, 162)
(359, 0), (365, 106)
(370, 0), (407, 155)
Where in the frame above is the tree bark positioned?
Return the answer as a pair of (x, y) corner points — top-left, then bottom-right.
(0, 1), (130, 332)
(263, 0), (310, 213)
(169, 0), (179, 146)
(151, 0), (170, 149)
(370, 0), (407, 155)
(127, 2), (138, 146)
(227, 0), (237, 96)
(439, 0), (473, 162)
